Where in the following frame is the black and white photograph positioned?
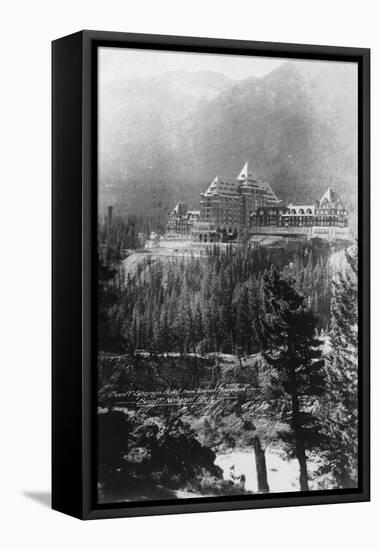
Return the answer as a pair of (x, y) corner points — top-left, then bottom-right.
(96, 46), (360, 504)
(1, 0), (376, 542)
(1, 0), (376, 547)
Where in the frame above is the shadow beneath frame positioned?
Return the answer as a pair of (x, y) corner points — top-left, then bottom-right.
(22, 491), (51, 508)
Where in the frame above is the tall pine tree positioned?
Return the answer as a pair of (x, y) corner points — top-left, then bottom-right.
(320, 245), (358, 488)
(262, 268), (325, 491)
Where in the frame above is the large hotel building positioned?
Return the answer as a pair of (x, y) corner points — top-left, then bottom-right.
(166, 162), (349, 242)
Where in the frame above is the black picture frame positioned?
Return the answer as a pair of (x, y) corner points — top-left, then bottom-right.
(52, 30), (370, 520)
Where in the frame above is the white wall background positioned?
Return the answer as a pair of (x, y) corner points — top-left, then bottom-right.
(0, 0), (376, 548)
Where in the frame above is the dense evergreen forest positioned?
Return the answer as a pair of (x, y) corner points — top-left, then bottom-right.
(97, 217), (358, 502)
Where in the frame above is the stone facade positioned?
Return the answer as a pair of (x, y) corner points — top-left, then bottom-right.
(166, 164), (349, 244)
(194, 162), (281, 242)
(166, 203), (200, 236)
(251, 188), (348, 232)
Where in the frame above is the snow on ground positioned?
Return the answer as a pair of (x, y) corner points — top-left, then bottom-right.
(215, 449), (319, 493)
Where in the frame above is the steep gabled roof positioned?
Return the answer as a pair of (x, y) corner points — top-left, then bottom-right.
(236, 162), (281, 203)
(260, 181), (281, 204)
(203, 176), (220, 196)
(320, 187), (341, 205)
(203, 176), (239, 197)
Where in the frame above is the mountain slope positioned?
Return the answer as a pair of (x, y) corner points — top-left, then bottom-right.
(99, 62), (357, 227)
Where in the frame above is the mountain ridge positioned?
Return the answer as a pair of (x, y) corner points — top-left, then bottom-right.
(99, 62), (357, 227)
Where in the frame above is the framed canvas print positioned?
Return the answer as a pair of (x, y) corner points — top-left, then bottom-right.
(52, 30), (370, 519)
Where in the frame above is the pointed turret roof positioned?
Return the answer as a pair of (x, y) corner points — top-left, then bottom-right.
(237, 161), (253, 182)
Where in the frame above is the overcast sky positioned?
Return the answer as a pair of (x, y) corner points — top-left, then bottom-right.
(99, 46), (288, 83)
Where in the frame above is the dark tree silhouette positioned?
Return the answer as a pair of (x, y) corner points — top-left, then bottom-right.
(262, 268), (325, 491)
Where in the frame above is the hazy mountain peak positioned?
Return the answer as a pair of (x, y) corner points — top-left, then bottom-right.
(100, 59), (357, 226)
